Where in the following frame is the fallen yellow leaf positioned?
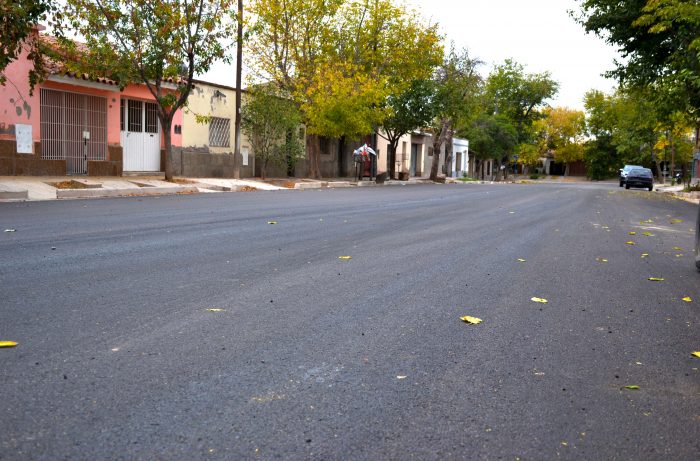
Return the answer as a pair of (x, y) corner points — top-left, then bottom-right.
(396, 375), (407, 379)
(206, 308), (226, 313)
(626, 241), (636, 245)
(0, 341), (17, 348)
(531, 297), (548, 304)
(670, 219), (683, 224)
(460, 315), (483, 325)
(682, 297), (693, 303)
(596, 257), (608, 263)
(267, 221), (278, 225)
(517, 258), (526, 262)
(641, 253), (649, 258)
(338, 256), (352, 260)
(624, 385), (640, 390)
(692, 352), (700, 358)
(673, 246), (684, 251)
(629, 231), (637, 235)
(642, 232), (654, 237)
(648, 277), (664, 282)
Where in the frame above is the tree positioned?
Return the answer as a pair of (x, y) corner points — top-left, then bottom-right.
(466, 114), (517, 180)
(248, 0), (442, 178)
(0, 0), (54, 90)
(241, 87), (303, 179)
(428, 46), (483, 181)
(535, 107), (586, 176)
(583, 90), (620, 179)
(57, 0), (236, 181)
(377, 79), (437, 179)
(483, 59), (559, 143)
(577, 0), (700, 145)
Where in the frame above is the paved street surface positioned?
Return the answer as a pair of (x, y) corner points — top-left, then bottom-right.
(1, 183), (699, 460)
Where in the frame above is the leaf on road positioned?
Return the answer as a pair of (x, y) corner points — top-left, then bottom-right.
(626, 241), (636, 245)
(682, 297), (692, 303)
(267, 221), (278, 225)
(624, 385), (640, 390)
(517, 258), (526, 262)
(0, 341), (18, 348)
(648, 277), (664, 282)
(4, 229), (16, 233)
(628, 231), (637, 235)
(670, 219), (683, 224)
(596, 257), (608, 263)
(676, 254), (684, 258)
(460, 315), (483, 325)
(531, 297), (548, 304)
(396, 375), (407, 379)
(673, 246), (684, 251)
(602, 225), (610, 229)
(641, 253), (649, 258)
(206, 308), (226, 313)
(691, 352), (700, 358)
(642, 232), (654, 237)
(338, 256), (352, 260)
(641, 219), (654, 224)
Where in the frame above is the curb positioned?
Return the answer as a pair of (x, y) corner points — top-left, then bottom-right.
(56, 185), (199, 199)
(0, 188), (29, 200)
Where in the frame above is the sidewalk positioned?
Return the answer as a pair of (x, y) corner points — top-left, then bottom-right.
(0, 175), (443, 202)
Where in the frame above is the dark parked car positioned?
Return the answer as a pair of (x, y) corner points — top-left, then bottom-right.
(619, 164), (643, 187)
(624, 168), (654, 191)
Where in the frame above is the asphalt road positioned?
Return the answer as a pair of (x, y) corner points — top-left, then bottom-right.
(1, 182), (699, 460)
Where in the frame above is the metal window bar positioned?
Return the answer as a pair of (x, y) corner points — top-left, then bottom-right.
(128, 99), (142, 132)
(40, 89), (107, 174)
(209, 117), (230, 147)
(145, 102), (158, 133)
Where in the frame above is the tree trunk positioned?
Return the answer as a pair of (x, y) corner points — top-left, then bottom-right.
(261, 161), (267, 180)
(307, 134), (321, 179)
(429, 120), (449, 181)
(564, 162), (570, 177)
(388, 141), (397, 180)
(444, 128), (453, 178)
(162, 117), (173, 182)
(670, 132), (676, 183)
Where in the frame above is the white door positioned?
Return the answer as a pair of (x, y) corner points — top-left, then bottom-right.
(121, 99), (161, 172)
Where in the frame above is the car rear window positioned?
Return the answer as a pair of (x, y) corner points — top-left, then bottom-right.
(629, 169), (652, 177)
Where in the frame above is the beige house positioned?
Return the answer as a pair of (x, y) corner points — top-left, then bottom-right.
(177, 80), (254, 177)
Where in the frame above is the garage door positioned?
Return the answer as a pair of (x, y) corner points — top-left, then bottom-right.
(40, 89), (107, 175)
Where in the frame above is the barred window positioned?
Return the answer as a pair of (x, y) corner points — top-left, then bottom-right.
(209, 117), (230, 147)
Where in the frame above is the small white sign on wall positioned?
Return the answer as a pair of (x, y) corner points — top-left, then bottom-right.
(15, 124), (32, 154)
(242, 147), (249, 166)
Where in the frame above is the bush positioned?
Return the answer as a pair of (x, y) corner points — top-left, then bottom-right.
(529, 173), (540, 180)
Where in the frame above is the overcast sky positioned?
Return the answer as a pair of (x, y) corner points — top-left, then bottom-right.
(201, 0), (620, 110)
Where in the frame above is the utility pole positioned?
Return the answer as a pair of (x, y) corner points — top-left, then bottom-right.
(233, 0), (243, 179)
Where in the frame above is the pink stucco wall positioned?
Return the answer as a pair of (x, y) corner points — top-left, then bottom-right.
(0, 40), (183, 148)
(0, 46), (41, 142)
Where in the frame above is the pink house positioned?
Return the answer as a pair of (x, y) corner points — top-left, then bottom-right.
(0, 29), (183, 176)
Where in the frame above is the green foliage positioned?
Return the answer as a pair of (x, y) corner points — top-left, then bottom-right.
(467, 114), (518, 163)
(578, 0), (700, 116)
(483, 59), (559, 143)
(515, 143), (541, 168)
(584, 135), (619, 180)
(249, 0), (442, 139)
(0, 0), (54, 91)
(241, 87), (303, 179)
(535, 107), (586, 168)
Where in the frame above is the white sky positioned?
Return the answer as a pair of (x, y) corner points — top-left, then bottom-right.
(200, 0), (621, 110)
